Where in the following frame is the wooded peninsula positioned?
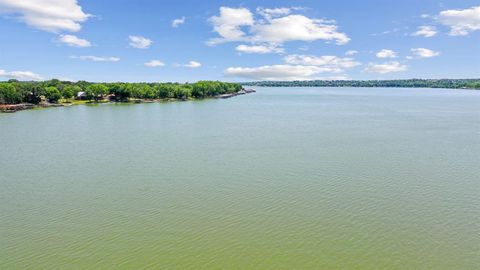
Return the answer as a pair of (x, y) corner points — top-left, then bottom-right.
(0, 80), (250, 112)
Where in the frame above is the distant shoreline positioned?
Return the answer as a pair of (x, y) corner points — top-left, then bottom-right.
(242, 79), (480, 90)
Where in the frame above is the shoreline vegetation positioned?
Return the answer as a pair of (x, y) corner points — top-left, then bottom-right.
(2, 78), (478, 113)
(0, 80), (255, 113)
(243, 78), (480, 89)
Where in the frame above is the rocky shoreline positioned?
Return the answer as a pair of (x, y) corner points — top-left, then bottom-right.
(215, 88), (256, 99)
(1, 89), (256, 113)
(0, 102), (69, 113)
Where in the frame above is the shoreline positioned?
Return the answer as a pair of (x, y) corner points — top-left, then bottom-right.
(0, 89), (256, 113)
(241, 78), (480, 89)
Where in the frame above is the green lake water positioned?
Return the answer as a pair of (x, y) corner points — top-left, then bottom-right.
(1, 87), (479, 269)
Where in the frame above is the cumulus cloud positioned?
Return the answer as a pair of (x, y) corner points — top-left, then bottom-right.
(225, 52), (359, 80)
(412, 26), (437, 37)
(208, 6), (349, 46)
(144, 60), (165, 67)
(284, 54), (360, 72)
(207, 7), (254, 45)
(129, 35), (152, 49)
(376, 49), (397, 58)
(236, 44), (284, 54)
(438, 6), (480, 36)
(345, 50), (358, 56)
(171, 17), (185, 28)
(363, 61), (407, 74)
(251, 14), (350, 45)
(0, 0), (90, 32)
(70, 55), (120, 62)
(0, 69), (43, 80)
(410, 48), (440, 58)
(184, 61), (201, 68)
(58, 34), (91, 47)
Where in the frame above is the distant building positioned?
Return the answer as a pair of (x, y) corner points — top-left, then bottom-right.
(76, 91), (86, 100)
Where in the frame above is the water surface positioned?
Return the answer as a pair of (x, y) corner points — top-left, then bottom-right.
(1, 87), (479, 269)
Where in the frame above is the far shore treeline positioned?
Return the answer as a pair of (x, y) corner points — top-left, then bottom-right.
(0, 80), (242, 104)
(243, 79), (480, 89)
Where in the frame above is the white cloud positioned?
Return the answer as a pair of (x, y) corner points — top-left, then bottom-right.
(438, 6), (480, 36)
(235, 44), (284, 54)
(58, 34), (91, 47)
(144, 60), (165, 67)
(376, 49), (397, 58)
(316, 75), (350, 80)
(370, 28), (401, 36)
(184, 61), (201, 68)
(284, 54), (360, 72)
(171, 17), (185, 28)
(58, 77), (76, 82)
(0, 69), (43, 80)
(208, 7), (254, 45)
(70, 55), (120, 62)
(256, 7), (291, 19)
(225, 65), (333, 80)
(225, 51), (359, 80)
(410, 48), (440, 58)
(128, 35), (152, 49)
(345, 50), (358, 56)
(0, 0), (90, 32)
(208, 6), (350, 46)
(363, 61), (407, 74)
(251, 14), (350, 45)
(412, 26), (437, 37)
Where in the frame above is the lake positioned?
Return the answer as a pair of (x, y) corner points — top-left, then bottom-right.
(1, 87), (479, 269)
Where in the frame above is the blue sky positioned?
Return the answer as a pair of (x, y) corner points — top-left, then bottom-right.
(0, 0), (479, 82)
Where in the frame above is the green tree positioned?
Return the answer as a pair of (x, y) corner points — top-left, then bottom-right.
(85, 84), (108, 101)
(44, 86), (62, 103)
(108, 83), (131, 101)
(191, 81), (209, 98)
(44, 79), (61, 87)
(61, 85), (80, 99)
(142, 84), (156, 99)
(172, 85), (191, 99)
(156, 84), (174, 99)
(0, 83), (22, 104)
(19, 83), (45, 104)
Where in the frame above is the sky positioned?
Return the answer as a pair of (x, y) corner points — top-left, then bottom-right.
(0, 0), (479, 82)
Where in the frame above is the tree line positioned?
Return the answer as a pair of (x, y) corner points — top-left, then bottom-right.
(0, 79), (243, 104)
(243, 79), (480, 89)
